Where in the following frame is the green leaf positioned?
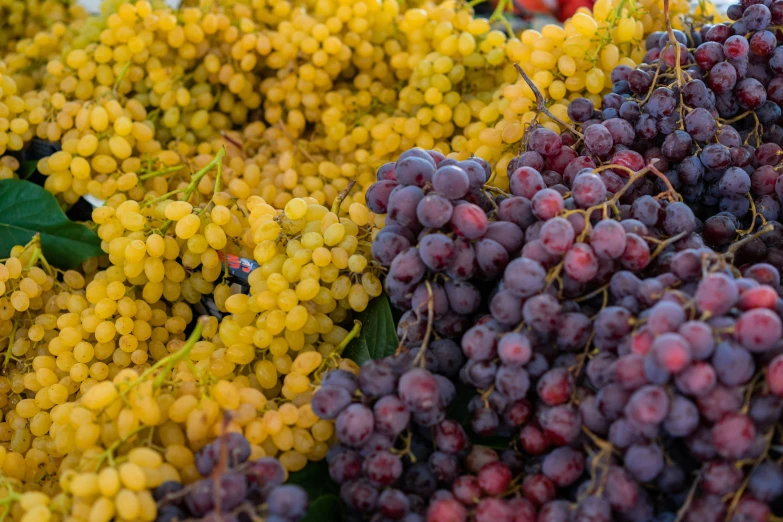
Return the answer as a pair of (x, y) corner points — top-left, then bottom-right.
(287, 460), (337, 499)
(300, 495), (343, 522)
(18, 161), (38, 180)
(0, 179), (104, 269)
(343, 294), (399, 365)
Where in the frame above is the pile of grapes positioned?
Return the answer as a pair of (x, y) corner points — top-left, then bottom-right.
(305, 5), (783, 521)
(8, 0), (783, 520)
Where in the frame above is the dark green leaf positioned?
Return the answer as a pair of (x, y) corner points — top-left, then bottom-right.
(287, 460), (338, 499)
(300, 495), (343, 522)
(343, 294), (398, 365)
(18, 161), (38, 180)
(0, 179), (104, 269)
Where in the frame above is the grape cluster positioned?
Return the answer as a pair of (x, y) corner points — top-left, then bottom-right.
(154, 432), (308, 522)
(352, 120), (783, 521)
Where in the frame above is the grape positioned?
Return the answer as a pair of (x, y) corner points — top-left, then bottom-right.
(745, 3), (772, 29)
(538, 404), (582, 445)
(387, 185), (425, 228)
(461, 325), (497, 361)
(713, 341), (755, 386)
(419, 234), (455, 272)
(625, 385), (670, 425)
(703, 214), (737, 246)
(312, 385), (353, 419)
(267, 485), (308, 520)
(736, 77), (768, 110)
(503, 258), (546, 297)
(366, 180), (399, 213)
(528, 128), (562, 157)
(683, 79), (713, 108)
(695, 41), (726, 70)
(624, 444), (664, 482)
(648, 88), (677, 117)
(433, 165), (470, 200)
(647, 301), (686, 334)
(372, 229), (412, 266)
(537, 368), (573, 406)
(450, 203), (489, 239)
(398, 369), (440, 413)
(531, 189), (564, 220)
(510, 167), (546, 199)
(388, 247), (426, 286)
(540, 217), (575, 255)
(336, 404), (375, 447)
(411, 282), (449, 319)
(564, 243), (599, 282)
(619, 101), (641, 121)
(416, 195), (453, 229)
(572, 173), (607, 208)
(567, 98), (595, 123)
(709, 62), (738, 94)
(636, 114), (658, 139)
(495, 365), (530, 400)
(684, 108), (717, 141)
(712, 413), (756, 459)
(695, 272), (738, 315)
(359, 360), (396, 398)
(498, 196), (535, 230)
(522, 293), (562, 334)
(664, 395), (700, 436)
(484, 222), (525, 254)
(363, 450), (403, 486)
(734, 308), (783, 351)
(542, 447), (585, 487)
(475, 238), (509, 280)
(490, 290), (524, 325)
(675, 362), (717, 396)
(496, 332), (532, 366)
(662, 130), (692, 161)
(584, 124), (613, 155)
(396, 156), (436, 187)
(553, 312), (590, 352)
(445, 238), (477, 281)
(444, 280), (481, 315)
(589, 220), (627, 260)
(620, 233), (651, 271)
(629, 69), (653, 94)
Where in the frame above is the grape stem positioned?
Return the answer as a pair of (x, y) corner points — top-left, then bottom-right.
(116, 317), (207, 402)
(315, 320), (362, 378)
(113, 61), (131, 96)
(413, 282), (435, 368)
(159, 148), (226, 234)
(138, 164), (185, 181)
(671, 471), (701, 522)
(0, 478), (22, 522)
(513, 63), (584, 139)
(220, 130), (245, 159)
(331, 180), (357, 214)
(727, 222), (776, 256)
(141, 188), (187, 208)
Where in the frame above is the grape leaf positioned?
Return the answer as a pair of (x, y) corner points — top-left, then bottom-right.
(0, 179), (104, 268)
(343, 294), (398, 365)
(17, 160), (39, 180)
(300, 495), (343, 522)
(287, 460), (337, 499)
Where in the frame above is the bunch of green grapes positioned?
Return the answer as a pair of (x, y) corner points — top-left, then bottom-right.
(0, 0), (86, 55)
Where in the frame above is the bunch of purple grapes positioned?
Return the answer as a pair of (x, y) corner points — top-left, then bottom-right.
(588, 2), (783, 239)
(154, 432), (308, 522)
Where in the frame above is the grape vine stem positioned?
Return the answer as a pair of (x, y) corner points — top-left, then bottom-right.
(513, 63), (584, 139)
